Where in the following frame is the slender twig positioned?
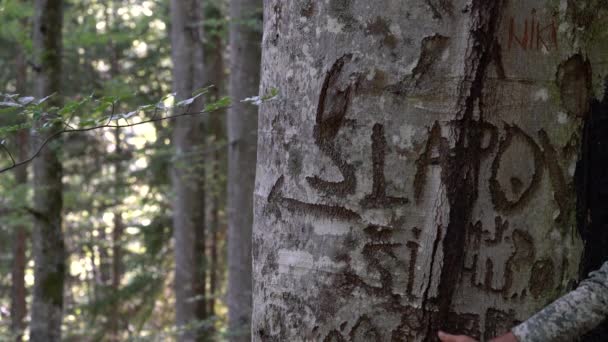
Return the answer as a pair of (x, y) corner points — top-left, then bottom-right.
(0, 143), (16, 168)
(64, 110), (77, 130)
(0, 104), (232, 174)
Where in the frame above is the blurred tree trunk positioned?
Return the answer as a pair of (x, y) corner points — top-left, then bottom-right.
(97, 232), (111, 285)
(30, 0), (65, 340)
(205, 124), (222, 321)
(107, 2), (124, 337)
(110, 127), (124, 341)
(252, 1), (608, 341)
(203, 0), (226, 320)
(226, 0), (261, 340)
(169, 0), (207, 340)
(10, 43), (28, 342)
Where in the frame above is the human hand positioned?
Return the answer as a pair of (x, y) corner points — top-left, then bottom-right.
(437, 331), (477, 342)
(437, 331), (518, 342)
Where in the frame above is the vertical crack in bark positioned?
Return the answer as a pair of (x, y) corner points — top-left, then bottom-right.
(422, 0), (507, 339)
(420, 224), (443, 324)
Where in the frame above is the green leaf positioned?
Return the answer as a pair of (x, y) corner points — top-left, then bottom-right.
(203, 96), (231, 112)
(262, 87), (279, 101)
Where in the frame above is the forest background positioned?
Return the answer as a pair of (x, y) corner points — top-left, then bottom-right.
(0, 0), (261, 340)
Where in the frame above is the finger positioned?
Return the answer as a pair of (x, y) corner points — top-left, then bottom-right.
(438, 331), (459, 342)
(438, 331), (476, 342)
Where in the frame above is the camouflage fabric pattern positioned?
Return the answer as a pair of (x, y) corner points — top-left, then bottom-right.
(512, 261), (608, 341)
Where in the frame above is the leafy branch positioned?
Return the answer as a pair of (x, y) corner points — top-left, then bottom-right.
(0, 87), (278, 174)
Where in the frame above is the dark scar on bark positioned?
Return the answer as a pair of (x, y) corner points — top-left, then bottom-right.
(484, 308), (518, 341)
(444, 312), (481, 340)
(538, 129), (569, 226)
(484, 216), (509, 245)
(502, 229), (535, 297)
(307, 54), (358, 196)
(361, 124), (409, 208)
(406, 240), (420, 296)
(364, 224), (394, 241)
(480, 121), (499, 157)
(412, 227), (422, 239)
(413, 121), (449, 203)
(489, 123), (544, 212)
(349, 315), (381, 341)
(328, 0), (358, 30)
(300, 0), (315, 18)
(268, 175), (361, 221)
(390, 307), (425, 341)
(270, 2), (282, 46)
(466, 221), (483, 257)
(484, 258), (495, 290)
(462, 218), (512, 293)
(510, 177), (524, 195)
(529, 259), (555, 298)
(385, 34), (450, 95)
(463, 253), (479, 288)
(365, 17), (397, 49)
(425, 0), (454, 20)
(321, 315), (382, 342)
(412, 34), (450, 85)
(427, 0), (507, 339)
(322, 329), (347, 342)
(361, 225), (403, 296)
(420, 225), (443, 324)
(556, 54), (592, 118)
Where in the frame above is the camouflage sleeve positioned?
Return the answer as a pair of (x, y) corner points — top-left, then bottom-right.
(511, 261), (608, 342)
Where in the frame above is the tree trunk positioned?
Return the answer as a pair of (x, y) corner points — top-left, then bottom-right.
(110, 127), (124, 341)
(10, 42), (29, 342)
(98, 227), (111, 286)
(208, 200), (219, 317)
(253, 1), (608, 341)
(203, 0), (226, 319)
(30, 0), (65, 341)
(169, 0), (207, 340)
(107, 3), (124, 337)
(227, 0), (261, 340)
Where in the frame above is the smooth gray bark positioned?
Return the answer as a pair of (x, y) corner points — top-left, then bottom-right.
(30, 0), (65, 341)
(253, 1), (608, 340)
(169, 0), (207, 340)
(227, 0), (261, 340)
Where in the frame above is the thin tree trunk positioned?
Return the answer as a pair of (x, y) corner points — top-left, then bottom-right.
(227, 0), (261, 340)
(30, 0), (65, 340)
(107, 2), (124, 337)
(169, 0), (207, 340)
(98, 227), (111, 286)
(252, 1), (608, 341)
(10, 42), (28, 342)
(109, 127), (124, 341)
(204, 1), (226, 318)
(208, 201), (219, 317)
(10, 208), (27, 342)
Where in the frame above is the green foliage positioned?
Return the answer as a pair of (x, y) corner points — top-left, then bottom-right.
(0, 0), (32, 48)
(0, 0), (243, 339)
